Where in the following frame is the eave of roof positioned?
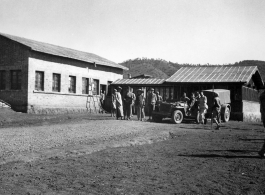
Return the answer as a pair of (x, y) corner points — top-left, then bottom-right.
(0, 32), (128, 70)
(112, 78), (165, 85)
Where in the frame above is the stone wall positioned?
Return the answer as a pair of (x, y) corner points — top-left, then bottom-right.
(0, 36), (29, 112)
(27, 51), (123, 114)
(242, 100), (261, 122)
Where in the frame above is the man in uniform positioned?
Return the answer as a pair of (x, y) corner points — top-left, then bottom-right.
(123, 87), (134, 120)
(259, 90), (265, 158)
(147, 88), (157, 121)
(156, 91), (163, 111)
(212, 92), (221, 130)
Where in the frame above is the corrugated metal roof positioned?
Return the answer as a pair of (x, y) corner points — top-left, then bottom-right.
(112, 78), (165, 85)
(166, 66), (261, 83)
(0, 33), (127, 70)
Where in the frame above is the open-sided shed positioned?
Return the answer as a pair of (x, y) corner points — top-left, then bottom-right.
(165, 66), (264, 121)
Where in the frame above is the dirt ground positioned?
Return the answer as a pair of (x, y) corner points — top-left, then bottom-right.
(0, 108), (265, 195)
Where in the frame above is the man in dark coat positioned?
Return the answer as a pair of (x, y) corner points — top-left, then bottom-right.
(212, 92), (221, 130)
(135, 89), (145, 121)
(123, 87), (134, 120)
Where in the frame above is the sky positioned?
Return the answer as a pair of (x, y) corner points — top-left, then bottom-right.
(0, 0), (265, 64)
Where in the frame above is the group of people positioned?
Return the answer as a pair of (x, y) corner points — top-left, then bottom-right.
(180, 91), (221, 130)
(110, 86), (162, 121)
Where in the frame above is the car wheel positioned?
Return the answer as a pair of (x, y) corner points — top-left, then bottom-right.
(171, 110), (183, 124)
(222, 107), (230, 122)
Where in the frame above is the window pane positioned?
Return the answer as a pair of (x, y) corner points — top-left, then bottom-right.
(92, 79), (99, 95)
(35, 71), (44, 91)
(69, 76), (76, 93)
(53, 74), (60, 92)
(11, 70), (22, 90)
(82, 78), (89, 94)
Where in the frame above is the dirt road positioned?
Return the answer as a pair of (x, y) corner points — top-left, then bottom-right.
(0, 111), (265, 194)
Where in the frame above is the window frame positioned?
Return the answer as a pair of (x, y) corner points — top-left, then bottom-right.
(92, 79), (99, 95)
(10, 70), (22, 90)
(35, 71), (44, 91)
(68, 75), (76, 93)
(52, 73), (61, 92)
(82, 77), (89, 94)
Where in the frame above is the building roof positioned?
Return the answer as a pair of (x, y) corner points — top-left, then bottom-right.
(112, 78), (165, 85)
(132, 74), (153, 79)
(166, 66), (264, 88)
(0, 33), (127, 70)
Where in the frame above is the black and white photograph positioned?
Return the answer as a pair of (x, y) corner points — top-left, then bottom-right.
(0, 0), (265, 194)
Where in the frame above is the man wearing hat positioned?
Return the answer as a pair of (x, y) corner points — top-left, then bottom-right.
(115, 86), (124, 120)
(135, 88), (145, 121)
(212, 92), (221, 130)
(123, 86), (134, 120)
(146, 88), (157, 121)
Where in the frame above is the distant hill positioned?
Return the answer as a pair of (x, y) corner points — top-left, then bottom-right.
(120, 58), (182, 79)
(120, 58), (265, 82)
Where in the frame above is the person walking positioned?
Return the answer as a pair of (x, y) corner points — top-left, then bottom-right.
(111, 89), (117, 117)
(123, 87), (134, 120)
(135, 89), (145, 121)
(258, 90), (265, 158)
(115, 86), (124, 120)
(198, 91), (208, 124)
(195, 91), (201, 123)
(146, 88), (157, 121)
(212, 92), (221, 130)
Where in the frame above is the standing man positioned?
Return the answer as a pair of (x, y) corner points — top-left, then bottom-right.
(99, 90), (105, 113)
(131, 88), (136, 117)
(115, 86), (124, 120)
(135, 89), (145, 121)
(147, 88), (157, 121)
(212, 92), (221, 130)
(198, 91), (208, 124)
(180, 92), (190, 104)
(123, 87), (134, 120)
(258, 90), (265, 158)
(156, 91), (163, 111)
(111, 89), (117, 117)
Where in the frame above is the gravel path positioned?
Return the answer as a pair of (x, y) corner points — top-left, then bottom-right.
(0, 118), (174, 164)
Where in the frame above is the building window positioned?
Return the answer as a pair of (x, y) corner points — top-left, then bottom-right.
(82, 77), (89, 94)
(11, 70), (22, 90)
(92, 79), (99, 95)
(0, 70), (6, 90)
(69, 76), (76, 93)
(53, 73), (61, 92)
(35, 71), (44, 91)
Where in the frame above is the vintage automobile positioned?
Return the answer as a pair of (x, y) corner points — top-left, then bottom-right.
(152, 89), (231, 124)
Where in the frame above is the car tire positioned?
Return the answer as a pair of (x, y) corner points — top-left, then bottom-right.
(221, 107), (230, 122)
(171, 110), (183, 124)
